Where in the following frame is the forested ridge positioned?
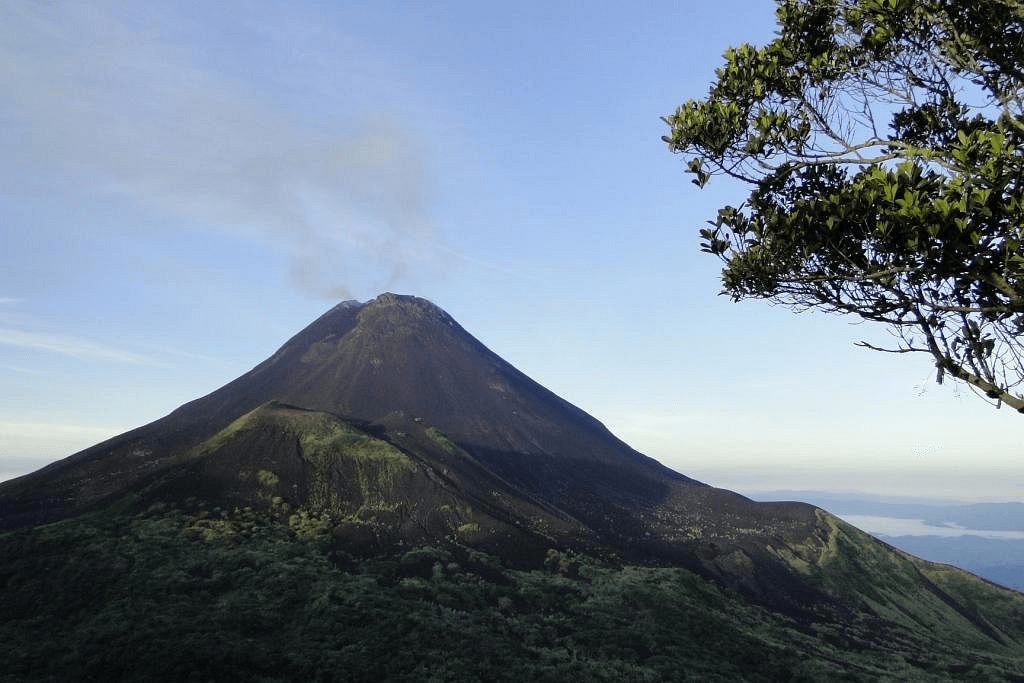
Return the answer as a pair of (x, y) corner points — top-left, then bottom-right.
(3, 505), (1023, 681)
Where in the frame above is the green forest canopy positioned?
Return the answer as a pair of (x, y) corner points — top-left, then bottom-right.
(664, 0), (1024, 412)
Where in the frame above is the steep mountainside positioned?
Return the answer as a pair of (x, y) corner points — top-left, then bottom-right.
(0, 296), (829, 604)
(2, 293), (1023, 677)
(1, 294), (696, 524)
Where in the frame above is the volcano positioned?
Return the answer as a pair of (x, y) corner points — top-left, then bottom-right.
(0, 296), (822, 585)
(3, 293), (1024, 663)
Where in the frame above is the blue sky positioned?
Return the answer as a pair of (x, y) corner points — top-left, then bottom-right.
(1, 0), (1020, 501)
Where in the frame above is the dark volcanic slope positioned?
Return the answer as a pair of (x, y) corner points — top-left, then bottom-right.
(1, 294), (701, 524)
(184, 292), (695, 495)
(8, 293), (1022, 630)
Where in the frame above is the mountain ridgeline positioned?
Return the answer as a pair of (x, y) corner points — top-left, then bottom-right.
(2, 293), (1024, 679)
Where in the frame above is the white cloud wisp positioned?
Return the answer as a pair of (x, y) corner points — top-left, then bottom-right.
(0, 3), (443, 300)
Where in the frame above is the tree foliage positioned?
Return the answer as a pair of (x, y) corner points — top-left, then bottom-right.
(664, 0), (1024, 411)
(3, 508), (1024, 681)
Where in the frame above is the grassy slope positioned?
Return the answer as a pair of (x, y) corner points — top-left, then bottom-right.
(2, 507), (1024, 682)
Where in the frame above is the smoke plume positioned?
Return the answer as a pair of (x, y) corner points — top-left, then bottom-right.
(0, 2), (440, 298)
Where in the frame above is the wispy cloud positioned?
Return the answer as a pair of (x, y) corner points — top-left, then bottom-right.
(0, 421), (126, 478)
(0, 363), (48, 376)
(0, 328), (158, 365)
(615, 412), (703, 431)
(607, 412), (706, 454)
(0, 3), (444, 299)
(0, 420), (124, 441)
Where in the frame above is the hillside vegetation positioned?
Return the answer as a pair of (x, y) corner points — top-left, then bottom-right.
(3, 505), (1024, 682)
